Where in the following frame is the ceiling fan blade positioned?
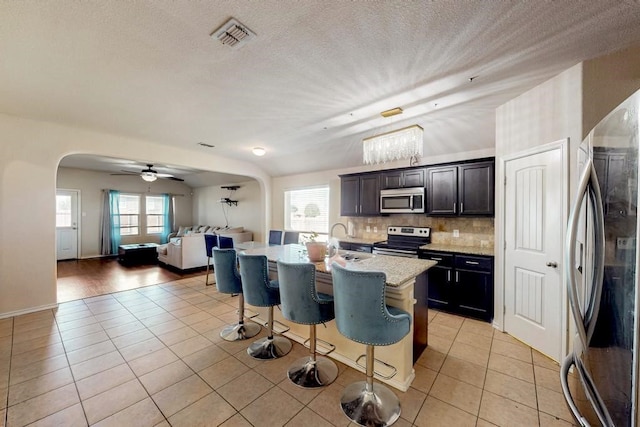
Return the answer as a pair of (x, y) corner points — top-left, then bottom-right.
(110, 172), (138, 176)
(155, 173), (174, 178)
(161, 176), (185, 182)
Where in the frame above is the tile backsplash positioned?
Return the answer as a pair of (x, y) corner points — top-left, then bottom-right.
(342, 215), (494, 248)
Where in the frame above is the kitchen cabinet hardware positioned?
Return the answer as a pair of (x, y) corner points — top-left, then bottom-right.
(546, 261), (558, 268)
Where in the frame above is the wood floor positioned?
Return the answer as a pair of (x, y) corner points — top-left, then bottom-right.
(56, 257), (205, 302)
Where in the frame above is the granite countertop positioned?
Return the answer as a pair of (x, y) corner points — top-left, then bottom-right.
(419, 243), (495, 257)
(239, 244), (436, 287)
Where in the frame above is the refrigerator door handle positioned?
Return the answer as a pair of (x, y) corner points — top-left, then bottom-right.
(584, 162), (606, 344)
(566, 159), (592, 348)
(560, 353), (590, 427)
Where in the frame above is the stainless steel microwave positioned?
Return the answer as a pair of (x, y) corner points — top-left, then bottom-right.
(380, 187), (425, 214)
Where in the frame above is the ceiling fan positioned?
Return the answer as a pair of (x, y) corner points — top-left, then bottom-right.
(110, 164), (184, 182)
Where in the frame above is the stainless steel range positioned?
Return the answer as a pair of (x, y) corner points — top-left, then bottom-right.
(373, 226), (431, 258)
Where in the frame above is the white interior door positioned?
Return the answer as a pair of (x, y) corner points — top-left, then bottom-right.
(56, 189), (79, 260)
(504, 143), (565, 361)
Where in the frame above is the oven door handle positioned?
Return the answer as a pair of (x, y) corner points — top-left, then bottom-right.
(373, 247), (418, 258)
(373, 248), (416, 255)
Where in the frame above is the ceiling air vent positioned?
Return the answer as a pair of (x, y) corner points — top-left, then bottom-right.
(211, 18), (256, 49)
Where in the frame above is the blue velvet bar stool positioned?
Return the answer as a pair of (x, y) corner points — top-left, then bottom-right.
(212, 249), (261, 341)
(238, 254), (292, 359)
(204, 234), (219, 286)
(276, 260), (338, 388)
(331, 263), (411, 427)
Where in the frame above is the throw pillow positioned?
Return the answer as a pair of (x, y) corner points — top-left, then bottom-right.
(176, 226), (190, 237)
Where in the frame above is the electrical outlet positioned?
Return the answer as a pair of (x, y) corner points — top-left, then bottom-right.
(453, 229), (460, 238)
(373, 226), (378, 233)
(366, 226), (371, 232)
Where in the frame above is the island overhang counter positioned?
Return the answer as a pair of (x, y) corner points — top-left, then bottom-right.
(238, 244), (436, 391)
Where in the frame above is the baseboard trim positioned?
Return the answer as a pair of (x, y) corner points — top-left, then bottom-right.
(0, 302), (59, 320)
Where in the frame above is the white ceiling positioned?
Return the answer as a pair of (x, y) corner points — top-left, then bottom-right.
(2, 1), (640, 179)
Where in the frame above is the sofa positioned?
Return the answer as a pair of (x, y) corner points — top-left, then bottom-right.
(157, 226), (252, 271)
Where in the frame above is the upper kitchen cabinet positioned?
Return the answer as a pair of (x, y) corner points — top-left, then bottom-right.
(593, 147), (637, 217)
(340, 173), (380, 216)
(426, 159), (495, 217)
(381, 168), (426, 189)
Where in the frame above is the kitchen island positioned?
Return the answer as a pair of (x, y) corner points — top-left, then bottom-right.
(238, 244), (436, 391)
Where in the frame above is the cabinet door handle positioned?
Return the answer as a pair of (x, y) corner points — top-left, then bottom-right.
(465, 261), (479, 265)
(455, 271), (459, 282)
(447, 270), (451, 282)
(546, 261), (558, 268)
(460, 202), (464, 213)
(453, 203), (457, 214)
(431, 257), (443, 261)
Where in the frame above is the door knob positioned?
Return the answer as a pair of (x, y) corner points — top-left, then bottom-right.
(546, 261), (558, 268)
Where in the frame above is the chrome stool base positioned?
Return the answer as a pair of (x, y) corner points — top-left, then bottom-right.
(247, 336), (292, 360)
(287, 356), (338, 388)
(340, 381), (401, 427)
(219, 321), (261, 342)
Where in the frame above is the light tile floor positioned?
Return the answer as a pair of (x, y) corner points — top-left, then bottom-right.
(0, 275), (578, 426)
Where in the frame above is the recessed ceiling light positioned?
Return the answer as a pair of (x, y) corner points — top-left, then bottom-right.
(252, 147), (266, 156)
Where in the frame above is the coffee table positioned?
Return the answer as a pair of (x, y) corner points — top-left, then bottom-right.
(118, 243), (159, 265)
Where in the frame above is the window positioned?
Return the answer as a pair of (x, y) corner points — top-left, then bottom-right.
(118, 194), (140, 236)
(284, 186), (330, 239)
(56, 194), (72, 227)
(145, 195), (165, 234)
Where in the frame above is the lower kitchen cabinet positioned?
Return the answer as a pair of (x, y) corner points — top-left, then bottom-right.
(419, 250), (494, 321)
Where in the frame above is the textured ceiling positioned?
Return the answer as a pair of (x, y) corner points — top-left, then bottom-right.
(2, 1), (640, 178)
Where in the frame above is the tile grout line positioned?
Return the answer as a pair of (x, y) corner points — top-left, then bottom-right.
(53, 303), (92, 427)
(475, 317), (493, 426)
(92, 289), (171, 426)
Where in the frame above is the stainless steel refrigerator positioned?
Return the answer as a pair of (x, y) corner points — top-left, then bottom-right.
(562, 89), (639, 426)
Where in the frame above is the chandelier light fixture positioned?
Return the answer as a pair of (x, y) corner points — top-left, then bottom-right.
(362, 124), (424, 165)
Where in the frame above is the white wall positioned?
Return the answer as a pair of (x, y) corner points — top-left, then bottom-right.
(192, 180), (262, 240)
(0, 114), (271, 318)
(494, 64), (583, 334)
(56, 167), (193, 258)
(493, 44), (640, 344)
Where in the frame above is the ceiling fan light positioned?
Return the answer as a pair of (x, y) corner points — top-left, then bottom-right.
(252, 147), (266, 156)
(141, 172), (157, 182)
